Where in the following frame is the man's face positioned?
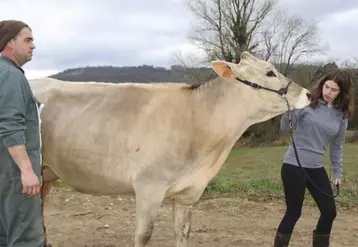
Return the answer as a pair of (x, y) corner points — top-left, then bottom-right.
(10, 27), (35, 65)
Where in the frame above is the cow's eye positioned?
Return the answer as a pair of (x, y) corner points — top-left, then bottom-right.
(266, 71), (276, 77)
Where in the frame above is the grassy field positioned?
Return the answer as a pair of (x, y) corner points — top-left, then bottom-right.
(54, 141), (358, 207)
(205, 142), (358, 207)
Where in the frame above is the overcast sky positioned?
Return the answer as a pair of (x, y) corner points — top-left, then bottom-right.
(1, 0), (358, 79)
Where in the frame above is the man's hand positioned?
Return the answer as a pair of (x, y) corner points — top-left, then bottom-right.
(332, 178), (341, 186)
(20, 167), (41, 197)
(7, 144), (41, 197)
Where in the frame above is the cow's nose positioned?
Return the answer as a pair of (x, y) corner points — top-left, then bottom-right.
(306, 92), (311, 99)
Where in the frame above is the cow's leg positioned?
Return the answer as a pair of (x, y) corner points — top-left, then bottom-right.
(133, 184), (165, 247)
(173, 200), (193, 247)
(41, 166), (59, 247)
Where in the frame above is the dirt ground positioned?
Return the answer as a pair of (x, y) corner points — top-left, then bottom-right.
(44, 188), (358, 247)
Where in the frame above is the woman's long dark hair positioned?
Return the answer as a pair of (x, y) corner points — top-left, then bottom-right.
(309, 68), (355, 119)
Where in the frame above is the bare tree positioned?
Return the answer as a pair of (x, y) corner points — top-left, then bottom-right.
(257, 9), (327, 76)
(339, 57), (358, 69)
(184, 0), (326, 74)
(184, 0), (276, 62)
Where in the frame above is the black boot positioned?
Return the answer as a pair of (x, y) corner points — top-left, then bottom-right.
(313, 230), (330, 247)
(274, 231), (291, 247)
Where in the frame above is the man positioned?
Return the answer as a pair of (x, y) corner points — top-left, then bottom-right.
(0, 20), (45, 247)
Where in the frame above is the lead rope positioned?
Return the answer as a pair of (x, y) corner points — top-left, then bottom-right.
(282, 96), (340, 198)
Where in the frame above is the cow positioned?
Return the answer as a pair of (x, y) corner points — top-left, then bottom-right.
(28, 51), (311, 247)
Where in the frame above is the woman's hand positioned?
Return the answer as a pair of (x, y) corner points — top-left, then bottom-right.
(332, 178), (341, 186)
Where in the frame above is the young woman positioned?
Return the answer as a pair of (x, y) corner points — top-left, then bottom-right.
(273, 68), (355, 247)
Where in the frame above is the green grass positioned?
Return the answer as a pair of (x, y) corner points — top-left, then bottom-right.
(54, 179), (72, 189)
(205, 143), (358, 207)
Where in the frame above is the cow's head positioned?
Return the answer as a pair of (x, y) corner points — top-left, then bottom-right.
(211, 51), (310, 119)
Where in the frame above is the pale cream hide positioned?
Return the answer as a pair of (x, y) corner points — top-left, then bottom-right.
(29, 51), (310, 247)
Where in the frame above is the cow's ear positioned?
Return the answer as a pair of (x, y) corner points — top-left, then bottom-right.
(211, 61), (234, 78)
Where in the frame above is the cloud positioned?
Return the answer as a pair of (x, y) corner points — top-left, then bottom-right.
(317, 8), (358, 61)
(279, 0), (358, 21)
(1, 0), (196, 78)
(0, 0), (357, 79)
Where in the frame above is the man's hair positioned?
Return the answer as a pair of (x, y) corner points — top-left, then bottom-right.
(0, 20), (30, 52)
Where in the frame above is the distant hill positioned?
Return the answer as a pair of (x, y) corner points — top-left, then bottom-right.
(49, 65), (217, 85)
(49, 62), (346, 88)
